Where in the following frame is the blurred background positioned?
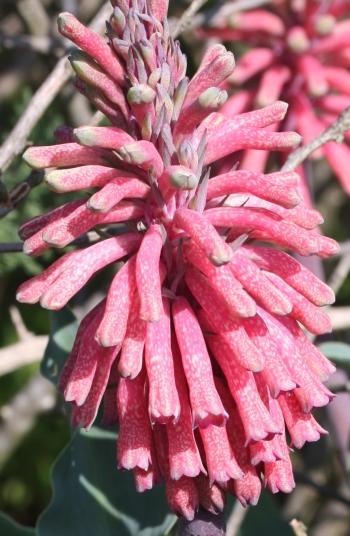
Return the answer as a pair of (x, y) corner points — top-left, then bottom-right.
(1, 1), (350, 534)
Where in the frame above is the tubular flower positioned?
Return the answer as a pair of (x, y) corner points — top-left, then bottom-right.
(17, 0), (338, 520)
(201, 0), (350, 192)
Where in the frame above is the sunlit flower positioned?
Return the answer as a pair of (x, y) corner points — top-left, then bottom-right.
(201, 0), (350, 191)
(17, 0), (338, 520)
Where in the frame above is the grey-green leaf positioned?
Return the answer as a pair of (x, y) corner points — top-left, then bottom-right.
(41, 308), (78, 385)
(0, 512), (35, 536)
(318, 341), (350, 371)
(37, 426), (174, 536)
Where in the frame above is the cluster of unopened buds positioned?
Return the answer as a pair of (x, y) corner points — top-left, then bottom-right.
(201, 0), (350, 192)
(17, 0), (339, 520)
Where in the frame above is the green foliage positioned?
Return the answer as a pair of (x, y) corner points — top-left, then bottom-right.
(41, 308), (78, 386)
(318, 341), (350, 372)
(239, 492), (293, 536)
(0, 512), (35, 535)
(38, 427), (175, 536)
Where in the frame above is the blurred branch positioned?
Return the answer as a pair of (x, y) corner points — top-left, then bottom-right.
(0, 2), (112, 175)
(0, 170), (44, 220)
(282, 107), (350, 172)
(328, 307), (350, 331)
(0, 33), (63, 55)
(0, 374), (55, 466)
(0, 337), (47, 376)
(189, 0), (273, 32)
(226, 501), (248, 536)
(0, 306), (48, 376)
(17, 0), (51, 37)
(295, 472), (350, 507)
(290, 519), (308, 536)
(327, 252), (350, 294)
(173, 0), (210, 37)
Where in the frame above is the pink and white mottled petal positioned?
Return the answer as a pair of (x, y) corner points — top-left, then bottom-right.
(23, 143), (108, 169)
(265, 271), (332, 335)
(196, 475), (225, 514)
(145, 299), (180, 423)
(206, 207), (319, 256)
(207, 336), (281, 442)
(245, 246), (335, 306)
(199, 423), (243, 484)
(174, 208), (232, 266)
(264, 434), (295, 494)
(259, 309), (333, 412)
(71, 345), (118, 429)
(39, 234), (141, 310)
(119, 293), (146, 379)
(58, 12), (124, 83)
(96, 257), (136, 347)
(173, 296), (228, 427)
(87, 178), (150, 213)
(229, 251), (292, 316)
(101, 388), (118, 427)
(243, 316), (296, 398)
(136, 224), (164, 322)
(278, 392), (327, 449)
(42, 201), (144, 249)
(166, 350), (206, 480)
(207, 169), (300, 208)
(133, 466), (158, 492)
(45, 166), (133, 193)
(117, 371), (153, 470)
(185, 268), (264, 372)
(63, 302), (106, 405)
(166, 477), (199, 521)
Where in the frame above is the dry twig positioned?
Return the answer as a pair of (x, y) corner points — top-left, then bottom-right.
(290, 519), (308, 536)
(0, 374), (55, 466)
(282, 107), (350, 172)
(226, 501), (248, 536)
(0, 2), (112, 175)
(173, 0), (210, 37)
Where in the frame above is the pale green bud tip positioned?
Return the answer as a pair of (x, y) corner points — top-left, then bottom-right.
(57, 12), (75, 34)
(127, 85), (156, 105)
(210, 247), (232, 266)
(170, 170), (198, 190)
(118, 144), (146, 164)
(73, 127), (96, 146)
(22, 149), (41, 169)
(198, 87), (228, 109)
(287, 32), (310, 53)
(315, 15), (335, 35)
(44, 171), (63, 192)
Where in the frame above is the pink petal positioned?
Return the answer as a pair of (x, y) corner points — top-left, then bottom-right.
(145, 299), (180, 423)
(136, 224), (164, 322)
(173, 296), (228, 427)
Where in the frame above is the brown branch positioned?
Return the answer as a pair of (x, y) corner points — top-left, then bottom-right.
(282, 106), (350, 172)
(0, 336), (48, 376)
(290, 519), (308, 536)
(0, 2), (112, 175)
(226, 501), (248, 536)
(0, 33), (63, 55)
(189, 0), (273, 33)
(327, 252), (350, 294)
(0, 374), (55, 467)
(173, 0), (210, 38)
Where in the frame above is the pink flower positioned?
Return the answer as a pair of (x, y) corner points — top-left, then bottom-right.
(201, 0), (350, 192)
(17, 0), (337, 520)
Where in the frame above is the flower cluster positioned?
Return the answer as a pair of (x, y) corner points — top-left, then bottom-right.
(201, 0), (350, 191)
(17, 0), (338, 520)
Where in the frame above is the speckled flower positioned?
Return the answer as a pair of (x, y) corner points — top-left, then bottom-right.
(201, 0), (350, 192)
(17, 0), (337, 520)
